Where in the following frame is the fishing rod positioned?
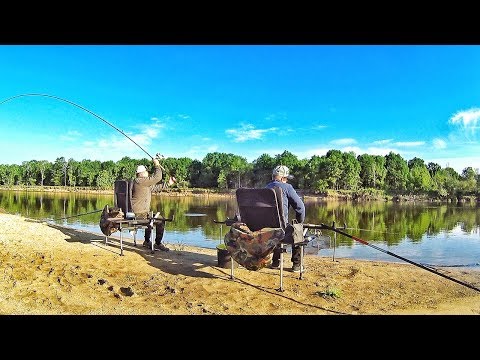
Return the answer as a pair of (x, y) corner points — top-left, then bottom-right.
(303, 222), (480, 293)
(0, 93), (155, 160)
(49, 209), (103, 221)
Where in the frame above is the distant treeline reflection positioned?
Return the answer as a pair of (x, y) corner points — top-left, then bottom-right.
(0, 191), (478, 247)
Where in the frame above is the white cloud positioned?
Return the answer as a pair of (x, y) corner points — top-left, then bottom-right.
(126, 118), (167, 147)
(365, 147), (397, 156)
(312, 124), (328, 130)
(432, 138), (447, 149)
(372, 139), (393, 145)
(393, 141), (425, 147)
(226, 123), (278, 142)
(74, 116), (168, 161)
(449, 108), (480, 136)
(277, 127), (294, 135)
(330, 138), (357, 145)
(426, 156), (480, 173)
(265, 112), (287, 122)
(60, 130), (82, 141)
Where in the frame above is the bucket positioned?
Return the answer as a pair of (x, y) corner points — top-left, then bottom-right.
(216, 245), (239, 268)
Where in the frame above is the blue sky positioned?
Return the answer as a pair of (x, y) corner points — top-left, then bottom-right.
(0, 45), (479, 174)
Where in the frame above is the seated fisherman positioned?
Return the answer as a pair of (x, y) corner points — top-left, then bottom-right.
(265, 165), (305, 272)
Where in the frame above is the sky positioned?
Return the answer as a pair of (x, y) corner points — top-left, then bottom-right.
(0, 45), (479, 174)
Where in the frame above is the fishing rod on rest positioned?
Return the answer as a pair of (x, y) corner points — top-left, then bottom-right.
(303, 222), (480, 293)
(48, 209), (104, 222)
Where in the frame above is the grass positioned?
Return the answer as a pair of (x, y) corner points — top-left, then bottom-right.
(216, 243), (227, 250)
(316, 286), (342, 299)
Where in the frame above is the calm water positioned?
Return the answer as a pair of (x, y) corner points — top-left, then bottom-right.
(1, 190), (479, 269)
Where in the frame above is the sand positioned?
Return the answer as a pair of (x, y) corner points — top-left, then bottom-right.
(0, 212), (479, 315)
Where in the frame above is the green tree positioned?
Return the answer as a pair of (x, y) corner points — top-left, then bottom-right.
(427, 162), (441, 177)
(226, 154), (250, 189)
(251, 153), (276, 187)
(304, 155), (327, 191)
(407, 164), (433, 193)
(21, 160), (38, 185)
(2, 164), (21, 186)
(358, 154), (376, 188)
(163, 157), (193, 188)
(432, 167), (460, 199)
(67, 158), (80, 187)
(459, 167), (477, 196)
(385, 152), (409, 192)
(37, 160), (51, 186)
(198, 152), (225, 188)
(373, 155), (387, 189)
(407, 157), (432, 193)
(188, 160), (203, 188)
(339, 151), (361, 190)
(115, 156), (137, 181)
(78, 159), (101, 186)
(407, 157), (425, 169)
(51, 157), (67, 186)
(0, 164), (7, 185)
(323, 149), (343, 190)
(97, 169), (114, 190)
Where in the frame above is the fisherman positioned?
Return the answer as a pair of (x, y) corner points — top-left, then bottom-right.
(266, 165), (305, 272)
(131, 157), (170, 251)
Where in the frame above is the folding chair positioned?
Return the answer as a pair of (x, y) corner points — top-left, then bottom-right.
(104, 180), (173, 255)
(223, 187), (309, 292)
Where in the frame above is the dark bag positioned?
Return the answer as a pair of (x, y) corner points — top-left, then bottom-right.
(99, 204), (124, 236)
(284, 219), (304, 244)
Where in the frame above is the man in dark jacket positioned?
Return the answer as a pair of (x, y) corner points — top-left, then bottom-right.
(131, 158), (169, 251)
(265, 165), (305, 272)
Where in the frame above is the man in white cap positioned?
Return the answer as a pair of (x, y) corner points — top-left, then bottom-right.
(131, 157), (169, 251)
(265, 165), (305, 272)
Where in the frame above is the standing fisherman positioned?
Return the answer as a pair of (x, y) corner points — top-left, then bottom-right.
(131, 157), (170, 251)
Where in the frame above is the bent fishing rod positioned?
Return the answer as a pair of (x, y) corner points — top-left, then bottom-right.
(304, 222), (480, 293)
(0, 93), (156, 160)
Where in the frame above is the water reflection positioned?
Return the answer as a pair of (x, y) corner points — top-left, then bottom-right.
(0, 190), (478, 267)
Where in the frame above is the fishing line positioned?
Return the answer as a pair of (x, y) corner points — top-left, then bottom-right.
(0, 93), (155, 159)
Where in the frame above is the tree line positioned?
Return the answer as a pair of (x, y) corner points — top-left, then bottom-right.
(0, 150), (478, 200)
